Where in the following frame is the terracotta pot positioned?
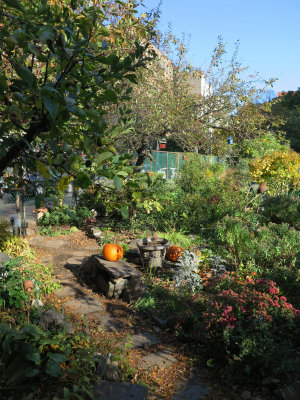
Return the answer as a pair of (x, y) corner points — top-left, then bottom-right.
(258, 182), (267, 194)
(23, 279), (34, 292)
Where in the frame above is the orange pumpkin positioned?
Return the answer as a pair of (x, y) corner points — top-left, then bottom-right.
(102, 243), (124, 262)
(167, 246), (183, 262)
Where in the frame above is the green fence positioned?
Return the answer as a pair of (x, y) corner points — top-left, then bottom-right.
(142, 151), (220, 179)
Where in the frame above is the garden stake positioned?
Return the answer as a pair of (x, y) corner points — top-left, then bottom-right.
(84, 314), (90, 341)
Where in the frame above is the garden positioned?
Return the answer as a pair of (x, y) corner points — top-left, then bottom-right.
(0, 1), (300, 399)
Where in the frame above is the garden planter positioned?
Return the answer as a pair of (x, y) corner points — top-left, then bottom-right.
(23, 279), (34, 292)
(137, 237), (170, 268)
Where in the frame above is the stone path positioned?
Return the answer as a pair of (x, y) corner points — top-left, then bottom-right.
(27, 233), (210, 400)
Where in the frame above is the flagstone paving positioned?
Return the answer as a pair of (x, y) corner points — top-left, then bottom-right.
(27, 232), (211, 400)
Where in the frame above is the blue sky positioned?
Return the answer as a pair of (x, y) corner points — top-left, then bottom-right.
(140, 0), (300, 94)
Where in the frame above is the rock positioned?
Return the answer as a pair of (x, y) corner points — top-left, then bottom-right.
(95, 354), (120, 382)
(0, 252), (11, 267)
(152, 316), (167, 328)
(275, 381), (300, 400)
(172, 374), (210, 400)
(93, 381), (147, 400)
(95, 314), (119, 332)
(122, 273), (145, 304)
(262, 377), (280, 385)
(140, 348), (177, 368)
(54, 281), (85, 298)
(39, 310), (74, 334)
(128, 239), (140, 251)
(129, 332), (160, 348)
(64, 296), (103, 315)
(85, 255), (145, 303)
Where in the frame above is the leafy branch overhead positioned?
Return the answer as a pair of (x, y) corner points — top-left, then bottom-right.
(0, 0), (154, 188)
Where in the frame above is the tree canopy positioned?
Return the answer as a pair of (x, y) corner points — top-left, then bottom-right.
(0, 0), (154, 192)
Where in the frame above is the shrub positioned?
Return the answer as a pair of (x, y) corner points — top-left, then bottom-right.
(255, 223), (300, 268)
(249, 150), (300, 195)
(0, 258), (59, 308)
(40, 205), (94, 227)
(216, 217), (300, 269)
(0, 323), (96, 399)
(174, 157), (248, 231)
(261, 195), (300, 230)
(196, 273), (300, 379)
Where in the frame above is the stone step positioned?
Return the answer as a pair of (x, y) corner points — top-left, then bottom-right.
(93, 381), (147, 400)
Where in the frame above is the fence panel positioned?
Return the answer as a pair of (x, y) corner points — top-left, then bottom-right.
(142, 151), (220, 179)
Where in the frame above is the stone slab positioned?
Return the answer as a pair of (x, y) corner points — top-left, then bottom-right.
(54, 282), (85, 298)
(65, 296), (103, 314)
(173, 375), (210, 400)
(93, 380), (147, 400)
(66, 256), (88, 266)
(140, 348), (177, 368)
(39, 239), (65, 249)
(92, 255), (136, 279)
(93, 313), (119, 332)
(0, 252), (11, 267)
(130, 332), (160, 348)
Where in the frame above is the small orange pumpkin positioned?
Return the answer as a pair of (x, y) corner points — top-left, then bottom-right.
(167, 246), (183, 262)
(102, 243), (124, 262)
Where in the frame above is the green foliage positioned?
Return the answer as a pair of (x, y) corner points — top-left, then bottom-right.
(40, 205), (93, 227)
(216, 217), (300, 269)
(238, 132), (288, 159)
(261, 195), (300, 230)
(0, 322), (96, 399)
(0, 218), (11, 247)
(1, 235), (35, 259)
(0, 0), (152, 194)
(174, 157), (248, 232)
(0, 258), (28, 308)
(0, 257), (59, 308)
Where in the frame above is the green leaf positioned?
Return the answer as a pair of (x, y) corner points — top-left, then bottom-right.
(116, 171), (128, 178)
(48, 353), (68, 363)
(125, 74), (137, 84)
(4, 0), (24, 11)
(41, 85), (60, 96)
(25, 369), (39, 378)
(99, 27), (110, 37)
(36, 160), (51, 180)
(38, 27), (56, 44)
(132, 191), (142, 200)
(114, 176), (123, 191)
(15, 66), (36, 89)
(95, 152), (113, 164)
(104, 89), (118, 102)
(120, 206), (129, 219)
(75, 172), (91, 189)
(57, 176), (70, 192)
(206, 358), (216, 368)
(45, 359), (63, 378)
(42, 96), (58, 119)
